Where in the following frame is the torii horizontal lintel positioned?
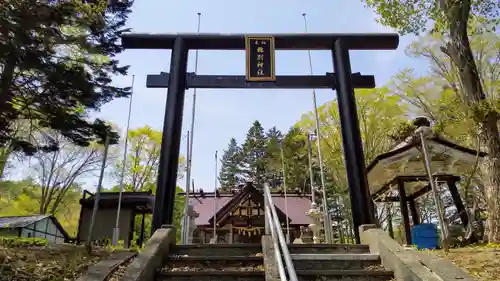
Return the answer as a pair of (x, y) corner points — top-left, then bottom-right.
(121, 33), (399, 51)
(146, 72), (375, 89)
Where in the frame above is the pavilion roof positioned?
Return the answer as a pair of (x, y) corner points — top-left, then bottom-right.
(79, 190), (154, 213)
(366, 133), (486, 198)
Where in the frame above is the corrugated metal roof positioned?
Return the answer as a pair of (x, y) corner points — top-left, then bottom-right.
(0, 215), (51, 229)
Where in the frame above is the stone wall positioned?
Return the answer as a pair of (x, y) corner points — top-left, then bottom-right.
(122, 225), (176, 281)
(359, 224), (477, 281)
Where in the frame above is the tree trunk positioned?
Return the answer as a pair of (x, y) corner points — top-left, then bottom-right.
(443, 1), (500, 242)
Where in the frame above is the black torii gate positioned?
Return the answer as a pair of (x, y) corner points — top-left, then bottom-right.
(121, 32), (399, 243)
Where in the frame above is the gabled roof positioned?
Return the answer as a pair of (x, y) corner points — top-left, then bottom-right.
(207, 183), (288, 226)
(0, 214), (70, 240)
(185, 184), (313, 226)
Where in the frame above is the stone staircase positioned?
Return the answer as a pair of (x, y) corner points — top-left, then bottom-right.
(154, 243), (393, 281)
(156, 244), (265, 281)
(288, 244), (394, 281)
(120, 226), (477, 281)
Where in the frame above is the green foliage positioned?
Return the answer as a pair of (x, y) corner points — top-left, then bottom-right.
(280, 127), (309, 191)
(219, 138), (243, 190)
(0, 0), (133, 153)
(0, 236), (48, 247)
(362, 0), (498, 35)
(0, 179), (83, 236)
(240, 121), (269, 185)
(264, 127), (284, 179)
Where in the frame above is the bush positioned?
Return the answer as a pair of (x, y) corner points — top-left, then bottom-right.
(0, 236), (48, 247)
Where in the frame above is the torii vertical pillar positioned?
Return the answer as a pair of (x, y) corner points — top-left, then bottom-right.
(332, 40), (375, 243)
(151, 37), (189, 232)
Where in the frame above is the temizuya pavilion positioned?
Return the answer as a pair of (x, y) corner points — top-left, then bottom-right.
(366, 117), (486, 245)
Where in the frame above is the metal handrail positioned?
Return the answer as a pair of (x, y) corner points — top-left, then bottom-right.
(263, 183), (298, 281)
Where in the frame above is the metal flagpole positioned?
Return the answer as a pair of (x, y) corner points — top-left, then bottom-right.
(302, 13), (333, 243)
(306, 134), (316, 203)
(181, 131), (190, 244)
(417, 126), (450, 251)
(211, 150), (218, 243)
(113, 75), (135, 246)
(182, 12), (202, 245)
(87, 134), (111, 250)
(280, 143), (291, 243)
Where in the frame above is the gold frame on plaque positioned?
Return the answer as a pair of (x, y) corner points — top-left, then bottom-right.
(245, 36), (276, 82)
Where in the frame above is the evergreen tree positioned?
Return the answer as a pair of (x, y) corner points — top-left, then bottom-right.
(240, 120), (268, 186)
(218, 138), (242, 190)
(264, 126), (283, 183)
(281, 127), (309, 192)
(0, 0), (133, 152)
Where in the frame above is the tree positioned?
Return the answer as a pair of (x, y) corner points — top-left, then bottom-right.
(264, 127), (284, 182)
(280, 127), (310, 192)
(362, 0), (500, 241)
(296, 88), (407, 236)
(113, 125), (186, 192)
(219, 138), (243, 190)
(240, 121), (268, 186)
(115, 126), (162, 192)
(29, 130), (111, 214)
(0, 0), (132, 153)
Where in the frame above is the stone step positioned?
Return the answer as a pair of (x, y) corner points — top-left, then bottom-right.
(171, 244), (262, 257)
(288, 244), (371, 254)
(290, 254), (382, 270)
(156, 270), (265, 281)
(296, 269), (394, 281)
(163, 256), (264, 271)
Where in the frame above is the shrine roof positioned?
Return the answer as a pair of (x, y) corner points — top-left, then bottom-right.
(182, 189), (313, 226)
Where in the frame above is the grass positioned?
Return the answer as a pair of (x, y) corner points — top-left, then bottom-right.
(0, 237), (111, 281)
(427, 243), (500, 281)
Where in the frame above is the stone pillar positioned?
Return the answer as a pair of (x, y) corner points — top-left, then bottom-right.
(306, 202), (323, 244)
(186, 204), (199, 244)
(229, 224), (233, 244)
(262, 235), (280, 281)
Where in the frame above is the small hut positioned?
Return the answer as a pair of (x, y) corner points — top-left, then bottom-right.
(367, 118), (486, 245)
(0, 214), (69, 243)
(76, 190), (154, 247)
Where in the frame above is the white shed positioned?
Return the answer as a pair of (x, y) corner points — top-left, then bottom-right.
(0, 215), (69, 244)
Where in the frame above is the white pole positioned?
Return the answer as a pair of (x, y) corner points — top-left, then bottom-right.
(181, 131), (191, 244)
(212, 150), (218, 242)
(302, 13), (333, 243)
(183, 12), (202, 245)
(306, 135), (316, 203)
(112, 75), (135, 246)
(87, 134), (110, 250)
(418, 127), (450, 251)
(280, 144), (291, 243)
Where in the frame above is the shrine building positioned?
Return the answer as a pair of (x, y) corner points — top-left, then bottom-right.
(181, 181), (313, 244)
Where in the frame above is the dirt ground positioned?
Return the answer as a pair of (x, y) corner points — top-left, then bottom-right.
(430, 244), (500, 281)
(0, 244), (110, 281)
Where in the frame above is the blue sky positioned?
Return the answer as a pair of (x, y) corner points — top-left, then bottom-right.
(93, 0), (429, 191)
